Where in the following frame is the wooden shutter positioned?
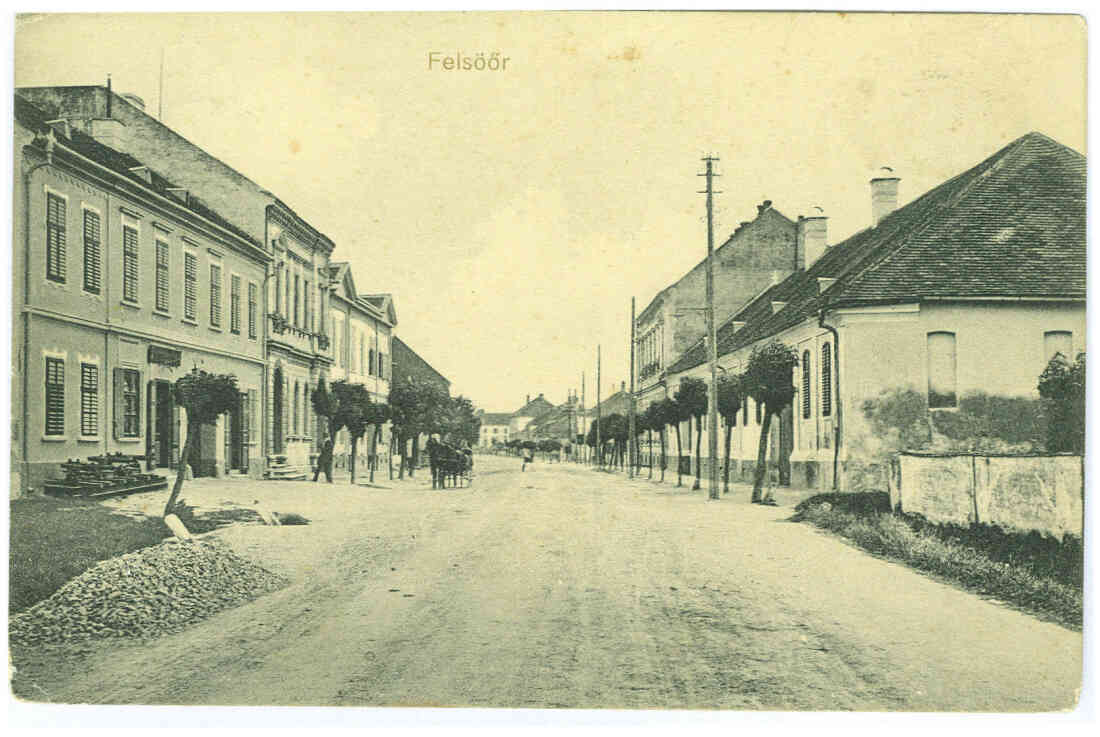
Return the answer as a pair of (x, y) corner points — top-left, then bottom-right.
(147, 381), (157, 468)
(184, 252), (197, 320)
(801, 350), (812, 419)
(122, 226), (139, 302)
(83, 210), (101, 293)
(171, 403), (181, 467)
(224, 409), (231, 474)
(46, 193), (66, 282)
(113, 367), (124, 439)
(44, 357), (65, 436)
(821, 343), (832, 418)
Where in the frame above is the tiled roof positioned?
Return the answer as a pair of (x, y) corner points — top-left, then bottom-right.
(668, 132), (1085, 374)
(480, 412), (513, 426)
(589, 390), (633, 417)
(15, 94), (263, 250)
(513, 396), (555, 417)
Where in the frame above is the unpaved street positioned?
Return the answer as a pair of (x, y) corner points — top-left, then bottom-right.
(13, 457), (1081, 710)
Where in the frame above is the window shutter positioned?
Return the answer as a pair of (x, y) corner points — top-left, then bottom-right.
(83, 210), (101, 293)
(46, 193), (67, 282)
(821, 343), (832, 418)
(155, 240), (170, 312)
(184, 252), (197, 320)
(113, 367), (124, 439)
(249, 389), (258, 445)
(122, 226), (139, 302)
(147, 381), (157, 469)
(172, 403), (181, 467)
(801, 350), (812, 419)
(44, 357), (65, 436)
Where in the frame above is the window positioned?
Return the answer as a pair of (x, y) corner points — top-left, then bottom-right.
(293, 274), (300, 327)
(82, 209), (101, 294)
(45, 357), (65, 436)
(120, 368), (141, 437)
(927, 332), (957, 409)
(755, 398), (762, 424)
(46, 193), (66, 283)
(821, 342), (832, 418)
(183, 251), (197, 321)
(742, 400), (749, 426)
(1044, 331), (1073, 363)
(378, 347), (385, 379)
(248, 282), (258, 339)
(801, 350), (812, 419)
(80, 363), (99, 436)
(230, 275), (241, 334)
(304, 281), (311, 332)
(155, 239), (170, 312)
(209, 263), (222, 327)
(369, 346), (376, 377)
(122, 225), (139, 302)
(359, 333), (366, 374)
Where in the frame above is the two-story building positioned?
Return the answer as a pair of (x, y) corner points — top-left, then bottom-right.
(325, 261), (396, 473)
(17, 84), (337, 480)
(634, 200), (801, 416)
(13, 95), (271, 494)
(478, 412), (513, 447)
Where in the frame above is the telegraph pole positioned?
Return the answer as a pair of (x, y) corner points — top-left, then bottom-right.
(581, 372), (586, 464)
(628, 297), (637, 479)
(700, 155), (721, 500)
(596, 345), (602, 468)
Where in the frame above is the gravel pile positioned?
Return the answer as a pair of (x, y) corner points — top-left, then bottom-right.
(10, 538), (288, 647)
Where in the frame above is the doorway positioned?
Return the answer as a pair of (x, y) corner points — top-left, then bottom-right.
(226, 392), (248, 473)
(273, 367), (285, 453)
(147, 380), (177, 470)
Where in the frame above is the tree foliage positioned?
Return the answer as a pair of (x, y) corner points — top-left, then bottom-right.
(740, 340), (799, 502)
(1038, 351), (1086, 454)
(165, 368), (239, 517)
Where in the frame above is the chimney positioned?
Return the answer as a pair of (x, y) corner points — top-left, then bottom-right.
(870, 169), (900, 226)
(756, 199), (772, 217)
(797, 213), (829, 269)
(621, 381), (625, 393)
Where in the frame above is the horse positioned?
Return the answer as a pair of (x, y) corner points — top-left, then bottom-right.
(428, 440), (473, 489)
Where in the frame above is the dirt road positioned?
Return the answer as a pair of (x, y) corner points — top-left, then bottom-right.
(13, 457), (1081, 710)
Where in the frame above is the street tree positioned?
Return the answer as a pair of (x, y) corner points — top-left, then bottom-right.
(1038, 351), (1086, 454)
(641, 402), (666, 481)
(365, 400), (391, 483)
(676, 377), (708, 490)
(740, 340), (799, 503)
(330, 380), (373, 485)
(165, 368), (240, 517)
(716, 372), (744, 494)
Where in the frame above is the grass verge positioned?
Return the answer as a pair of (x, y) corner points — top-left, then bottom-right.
(10, 496), (169, 614)
(792, 493), (1082, 629)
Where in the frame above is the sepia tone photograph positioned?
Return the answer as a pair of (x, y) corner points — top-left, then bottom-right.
(5, 8), (1089, 719)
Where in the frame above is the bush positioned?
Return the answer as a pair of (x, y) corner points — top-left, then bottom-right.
(793, 500), (1082, 628)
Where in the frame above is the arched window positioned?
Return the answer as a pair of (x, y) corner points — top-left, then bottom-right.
(927, 332), (957, 409)
(821, 342), (832, 418)
(801, 350), (812, 419)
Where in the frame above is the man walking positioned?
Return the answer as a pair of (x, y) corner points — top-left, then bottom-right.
(314, 436), (334, 483)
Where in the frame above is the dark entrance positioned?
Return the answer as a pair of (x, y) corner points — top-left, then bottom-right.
(225, 392), (248, 474)
(147, 380), (178, 470)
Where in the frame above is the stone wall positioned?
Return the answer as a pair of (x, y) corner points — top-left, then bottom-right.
(892, 452), (1083, 539)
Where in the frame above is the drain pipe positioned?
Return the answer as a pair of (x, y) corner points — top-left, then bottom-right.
(818, 300), (842, 490)
(22, 137), (54, 494)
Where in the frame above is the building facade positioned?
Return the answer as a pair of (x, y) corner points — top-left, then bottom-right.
(17, 85), (339, 480)
(634, 200), (800, 415)
(13, 96), (271, 494)
(477, 413), (513, 447)
(325, 262), (396, 471)
(663, 133), (1086, 491)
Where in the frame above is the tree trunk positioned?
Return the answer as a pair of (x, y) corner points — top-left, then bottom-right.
(659, 428), (666, 482)
(648, 429), (654, 479)
(693, 416), (702, 491)
(164, 421), (198, 518)
(369, 425), (379, 483)
(723, 421), (732, 494)
(349, 435), (358, 485)
(752, 408), (773, 502)
(674, 423), (683, 487)
(410, 436), (419, 477)
(398, 433), (406, 480)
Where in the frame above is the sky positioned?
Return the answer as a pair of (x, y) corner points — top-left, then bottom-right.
(14, 12), (1086, 414)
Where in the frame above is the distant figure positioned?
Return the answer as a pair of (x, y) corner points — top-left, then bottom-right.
(314, 437), (334, 483)
(522, 446), (534, 472)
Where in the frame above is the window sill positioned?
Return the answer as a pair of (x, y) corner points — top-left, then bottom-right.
(116, 437), (143, 443)
(230, 329), (241, 336)
(81, 289), (103, 300)
(153, 309), (172, 319)
(209, 325), (223, 333)
(120, 300), (141, 310)
(181, 317), (198, 327)
(42, 435), (67, 442)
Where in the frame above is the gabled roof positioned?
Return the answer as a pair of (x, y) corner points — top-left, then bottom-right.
(589, 389), (633, 417)
(668, 132), (1085, 374)
(360, 293), (397, 326)
(513, 395), (555, 418)
(391, 336), (450, 390)
(14, 94), (263, 252)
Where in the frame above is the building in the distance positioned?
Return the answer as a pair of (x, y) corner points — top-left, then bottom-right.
(477, 412), (513, 447)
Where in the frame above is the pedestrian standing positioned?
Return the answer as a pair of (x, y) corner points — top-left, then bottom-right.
(314, 436), (334, 483)
(522, 446), (534, 472)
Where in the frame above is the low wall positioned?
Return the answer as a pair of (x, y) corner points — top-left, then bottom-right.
(893, 452), (1083, 539)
